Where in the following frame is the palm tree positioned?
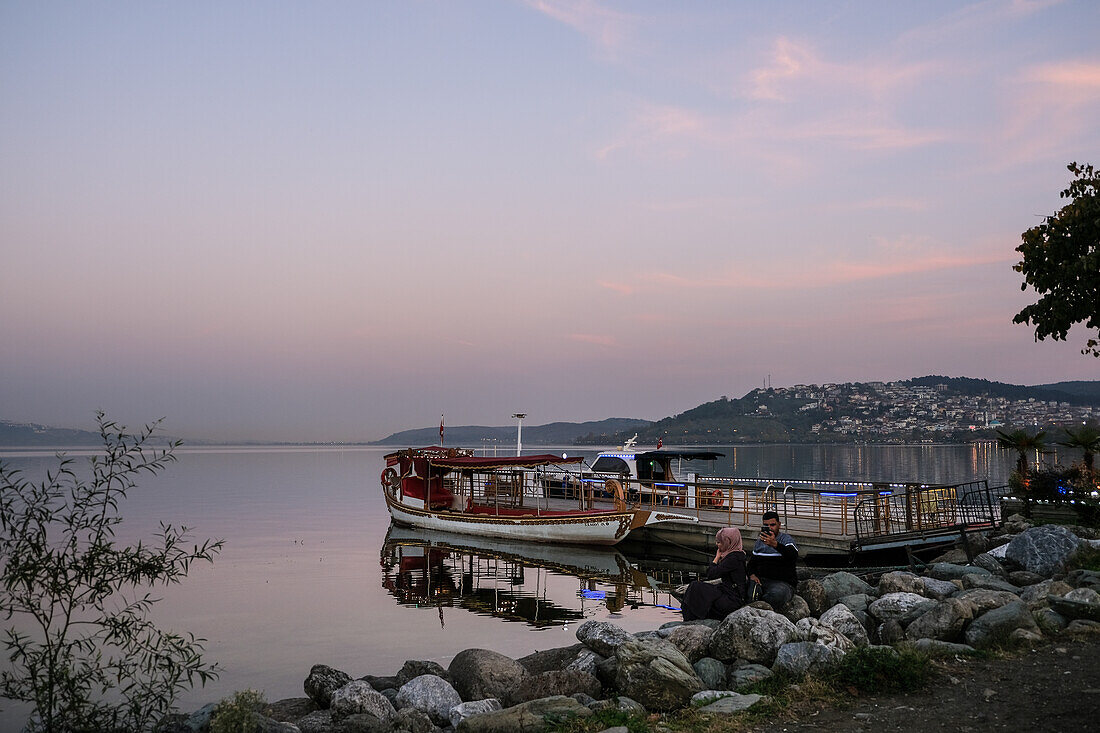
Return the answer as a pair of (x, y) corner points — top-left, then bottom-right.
(1060, 423), (1100, 472)
(996, 428), (1049, 476)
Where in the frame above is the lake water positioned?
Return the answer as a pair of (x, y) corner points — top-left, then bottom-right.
(0, 441), (1068, 725)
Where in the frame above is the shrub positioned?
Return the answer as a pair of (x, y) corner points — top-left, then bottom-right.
(828, 646), (933, 694)
(0, 413), (223, 732)
(211, 689), (267, 733)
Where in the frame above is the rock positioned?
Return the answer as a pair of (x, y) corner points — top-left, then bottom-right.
(1033, 607), (1069, 633)
(909, 639), (977, 655)
(921, 577), (960, 600)
(819, 603), (870, 647)
(1019, 579), (1074, 608)
(955, 588), (1021, 615)
(728, 663), (773, 689)
(666, 623), (715, 663)
(798, 578), (829, 616)
(1005, 525), (1083, 577)
(252, 715), (302, 733)
(1007, 570), (1046, 587)
(960, 573), (1020, 593)
(585, 696), (645, 714)
(264, 698), (317, 723)
(613, 638), (703, 712)
(876, 620), (905, 645)
(928, 563), (992, 581)
(294, 710), (334, 733)
(781, 594), (812, 623)
(710, 606), (798, 664)
(822, 571), (874, 605)
(330, 680), (396, 722)
(694, 691), (765, 713)
(395, 674), (462, 726)
(1066, 619), (1100, 636)
(503, 670), (602, 707)
(448, 649), (528, 702)
(867, 592), (935, 624)
(794, 618), (855, 652)
(772, 641), (846, 676)
(449, 699), (503, 729)
(965, 601), (1040, 648)
(1002, 513), (1032, 533)
(455, 696), (590, 732)
(1067, 569), (1100, 590)
(359, 675), (399, 692)
(593, 654), (618, 688)
(930, 547), (970, 564)
(972, 552), (1008, 577)
(391, 707), (437, 733)
(564, 650), (602, 676)
(837, 593), (874, 613)
(304, 665), (353, 708)
(396, 660), (450, 686)
(1010, 627), (1044, 644)
(1048, 587), (1100, 621)
(576, 620), (635, 657)
(516, 644), (586, 674)
(878, 571), (924, 596)
(905, 598), (975, 642)
(692, 657), (727, 690)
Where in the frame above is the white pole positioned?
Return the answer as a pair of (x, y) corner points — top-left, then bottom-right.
(512, 413), (526, 456)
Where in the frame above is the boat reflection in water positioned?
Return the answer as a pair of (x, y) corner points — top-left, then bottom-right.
(380, 525), (680, 628)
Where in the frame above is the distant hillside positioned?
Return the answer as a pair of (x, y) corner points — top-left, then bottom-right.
(372, 418), (653, 446)
(0, 421), (102, 446)
(905, 376), (1100, 406)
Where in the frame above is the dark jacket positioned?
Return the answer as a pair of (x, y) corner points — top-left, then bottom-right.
(681, 550), (746, 621)
(746, 531), (798, 587)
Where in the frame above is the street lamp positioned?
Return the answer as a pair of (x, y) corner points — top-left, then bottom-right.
(512, 413), (526, 456)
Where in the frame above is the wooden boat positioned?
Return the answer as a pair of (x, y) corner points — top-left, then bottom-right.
(381, 447), (698, 545)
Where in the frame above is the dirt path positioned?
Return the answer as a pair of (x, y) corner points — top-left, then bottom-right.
(749, 637), (1100, 731)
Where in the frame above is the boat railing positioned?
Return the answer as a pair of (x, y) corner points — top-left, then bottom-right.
(850, 479), (1001, 548)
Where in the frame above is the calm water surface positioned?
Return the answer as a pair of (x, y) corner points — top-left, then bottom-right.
(0, 442), (1061, 724)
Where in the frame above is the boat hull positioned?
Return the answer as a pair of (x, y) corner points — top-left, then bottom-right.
(384, 493), (693, 545)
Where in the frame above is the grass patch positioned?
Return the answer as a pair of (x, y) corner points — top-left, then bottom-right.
(1068, 543), (1100, 572)
(826, 646), (933, 694)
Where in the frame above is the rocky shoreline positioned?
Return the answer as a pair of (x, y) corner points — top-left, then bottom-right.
(162, 515), (1100, 733)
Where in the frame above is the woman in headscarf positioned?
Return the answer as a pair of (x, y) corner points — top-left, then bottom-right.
(680, 527), (747, 621)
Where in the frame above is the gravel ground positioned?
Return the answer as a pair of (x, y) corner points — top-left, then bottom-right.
(748, 636), (1100, 732)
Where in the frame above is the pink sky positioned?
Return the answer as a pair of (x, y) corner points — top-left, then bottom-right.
(2, 1), (1098, 442)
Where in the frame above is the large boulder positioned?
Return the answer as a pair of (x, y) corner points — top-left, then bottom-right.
(710, 606), (798, 664)
(575, 620), (635, 657)
(692, 657), (727, 690)
(396, 660), (450, 686)
(728, 663), (773, 689)
(927, 563), (992, 581)
(330, 680), (396, 722)
(822, 571), (874, 606)
(772, 642), (846, 676)
(456, 696), (590, 732)
(867, 592), (935, 624)
(781, 594), (812, 623)
(972, 552), (1008, 577)
(448, 649), (528, 702)
(1019, 579), (1074, 608)
(960, 573), (1019, 593)
(921, 577), (960, 599)
(955, 588), (1021, 615)
(516, 644), (587, 674)
(819, 603), (870, 646)
(798, 578), (829, 616)
(878, 571), (924, 596)
(613, 638), (703, 712)
(693, 691), (765, 714)
(794, 618), (855, 652)
(665, 623), (715, 663)
(905, 598), (975, 642)
(964, 601), (1040, 648)
(395, 674), (462, 726)
(1048, 587), (1100, 622)
(449, 699), (503, 729)
(1005, 525), (1083, 577)
(837, 593), (874, 613)
(503, 670), (602, 707)
(303, 665), (353, 708)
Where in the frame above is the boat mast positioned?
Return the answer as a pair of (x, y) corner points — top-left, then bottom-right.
(512, 413), (526, 456)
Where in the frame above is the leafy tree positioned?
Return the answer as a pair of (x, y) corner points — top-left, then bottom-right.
(1061, 423), (1100, 472)
(0, 413), (223, 732)
(1013, 162), (1100, 357)
(996, 428), (1049, 476)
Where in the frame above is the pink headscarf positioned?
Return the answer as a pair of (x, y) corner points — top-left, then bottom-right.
(715, 527), (743, 560)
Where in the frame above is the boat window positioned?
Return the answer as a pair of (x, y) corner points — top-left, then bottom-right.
(591, 456), (630, 474)
(637, 459), (668, 482)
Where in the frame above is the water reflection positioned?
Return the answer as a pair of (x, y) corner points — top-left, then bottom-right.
(379, 525), (678, 628)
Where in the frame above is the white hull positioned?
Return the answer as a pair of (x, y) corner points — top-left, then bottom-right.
(384, 493), (695, 545)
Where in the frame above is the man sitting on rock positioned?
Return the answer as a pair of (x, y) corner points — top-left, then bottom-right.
(747, 511), (799, 610)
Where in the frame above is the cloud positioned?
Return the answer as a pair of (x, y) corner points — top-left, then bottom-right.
(524, 0), (638, 52)
(997, 58), (1100, 165)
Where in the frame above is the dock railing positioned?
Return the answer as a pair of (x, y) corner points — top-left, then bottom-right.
(545, 472), (1003, 547)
